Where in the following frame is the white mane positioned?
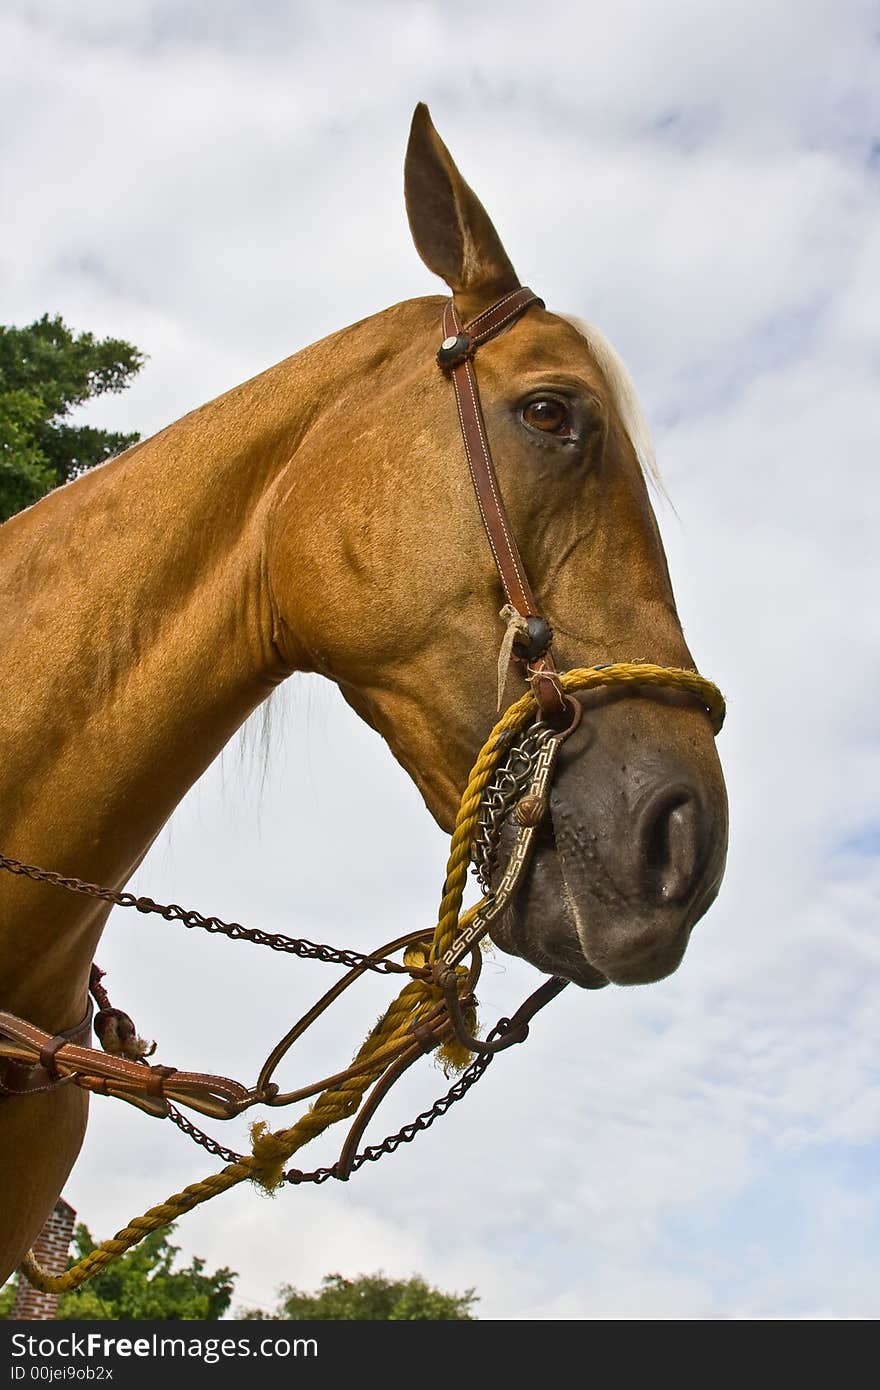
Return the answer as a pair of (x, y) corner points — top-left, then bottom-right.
(562, 314), (663, 494)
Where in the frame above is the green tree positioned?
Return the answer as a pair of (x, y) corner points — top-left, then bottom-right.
(1, 1225), (235, 1320)
(0, 314), (144, 521)
(238, 1271), (477, 1321)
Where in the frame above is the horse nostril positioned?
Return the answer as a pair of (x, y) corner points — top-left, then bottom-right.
(638, 785), (706, 905)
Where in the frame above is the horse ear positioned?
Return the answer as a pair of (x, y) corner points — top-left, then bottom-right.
(404, 103), (520, 305)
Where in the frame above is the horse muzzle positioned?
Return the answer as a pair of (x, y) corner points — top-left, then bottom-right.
(487, 696), (729, 988)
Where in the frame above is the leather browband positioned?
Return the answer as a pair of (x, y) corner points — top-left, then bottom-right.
(438, 287), (566, 716)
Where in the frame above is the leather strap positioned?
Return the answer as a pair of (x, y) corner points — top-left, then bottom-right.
(440, 289), (543, 619)
(0, 1007), (250, 1119)
(0, 1001), (93, 1099)
(438, 287), (566, 716)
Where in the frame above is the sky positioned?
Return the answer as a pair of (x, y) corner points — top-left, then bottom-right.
(2, 0), (879, 1320)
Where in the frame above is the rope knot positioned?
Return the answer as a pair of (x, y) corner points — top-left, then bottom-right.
(94, 1008), (156, 1062)
(90, 965), (156, 1061)
(436, 1003), (478, 1075)
(402, 939), (433, 977)
(248, 1120), (291, 1194)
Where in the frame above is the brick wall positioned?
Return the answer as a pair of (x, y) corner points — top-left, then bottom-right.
(11, 1199), (76, 1320)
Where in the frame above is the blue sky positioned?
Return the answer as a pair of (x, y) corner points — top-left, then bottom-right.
(1, 0), (878, 1318)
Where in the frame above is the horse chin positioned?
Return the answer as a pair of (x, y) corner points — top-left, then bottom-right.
(487, 811), (695, 990)
(487, 840), (610, 991)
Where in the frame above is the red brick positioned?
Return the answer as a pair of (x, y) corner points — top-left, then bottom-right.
(12, 1199), (76, 1320)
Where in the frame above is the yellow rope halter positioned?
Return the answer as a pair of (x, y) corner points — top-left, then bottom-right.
(21, 662), (723, 1294)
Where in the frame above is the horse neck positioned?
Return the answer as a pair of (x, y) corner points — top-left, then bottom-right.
(0, 315), (390, 1022)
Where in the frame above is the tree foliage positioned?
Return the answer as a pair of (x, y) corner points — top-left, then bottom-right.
(238, 1271), (478, 1321)
(1, 1225), (235, 1321)
(0, 314), (144, 521)
(58, 1225), (235, 1320)
(0, 1231), (476, 1323)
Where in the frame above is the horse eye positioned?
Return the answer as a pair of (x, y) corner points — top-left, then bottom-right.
(522, 398), (570, 435)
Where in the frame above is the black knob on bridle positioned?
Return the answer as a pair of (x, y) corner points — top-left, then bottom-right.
(512, 615), (553, 663)
(436, 333), (472, 370)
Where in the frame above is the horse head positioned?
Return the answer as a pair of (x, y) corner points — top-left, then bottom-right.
(266, 105), (728, 989)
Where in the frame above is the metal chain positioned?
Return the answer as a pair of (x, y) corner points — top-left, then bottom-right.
(165, 1103), (245, 1166)
(165, 1021), (504, 1181)
(0, 729), (535, 1178)
(0, 853), (410, 976)
(340, 1035), (497, 1178)
(285, 1024), (500, 1184)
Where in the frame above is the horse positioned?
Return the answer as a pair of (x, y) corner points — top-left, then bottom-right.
(0, 104), (728, 1282)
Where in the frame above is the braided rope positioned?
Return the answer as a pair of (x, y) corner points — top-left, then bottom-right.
(21, 662), (723, 1294)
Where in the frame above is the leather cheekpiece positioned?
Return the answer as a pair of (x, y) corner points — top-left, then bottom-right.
(440, 288), (567, 720)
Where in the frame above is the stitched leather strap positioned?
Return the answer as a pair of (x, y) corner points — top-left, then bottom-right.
(0, 1008), (249, 1118)
(0, 1001), (93, 1099)
(439, 288), (566, 716)
(440, 289), (543, 618)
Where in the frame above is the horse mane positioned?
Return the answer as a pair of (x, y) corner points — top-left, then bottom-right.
(561, 314), (663, 496)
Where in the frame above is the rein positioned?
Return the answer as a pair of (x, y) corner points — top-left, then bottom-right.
(1, 290), (725, 1295)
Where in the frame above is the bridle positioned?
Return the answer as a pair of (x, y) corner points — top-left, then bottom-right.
(1, 287), (725, 1293)
(437, 286), (569, 720)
